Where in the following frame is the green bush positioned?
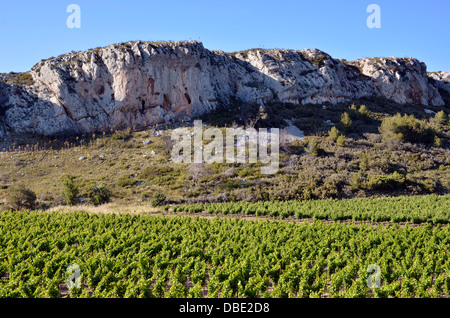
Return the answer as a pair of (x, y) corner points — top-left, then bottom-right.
(366, 172), (406, 191)
(6, 185), (37, 210)
(19, 73), (34, 86)
(307, 139), (324, 157)
(327, 126), (340, 142)
(140, 165), (174, 180)
(111, 128), (132, 140)
(350, 172), (364, 189)
(434, 110), (448, 126)
(379, 113), (436, 144)
(434, 136), (443, 147)
(358, 105), (371, 122)
(62, 175), (79, 206)
(336, 135), (346, 147)
(358, 105), (370, 117)
(116, 175), (136, 188)
(151, 191), (166, 207)
(89, 184), (111, 206)
(340, 112), (353, 132)
(327, 126), (346, 146)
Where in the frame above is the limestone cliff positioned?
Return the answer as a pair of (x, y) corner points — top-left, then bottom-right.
(0, 40), (447, 140)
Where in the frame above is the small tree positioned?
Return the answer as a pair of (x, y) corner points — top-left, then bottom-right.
(6, 185), (37, 210)
(379, 113), (436, 144)
(434, 136), (443, 147)
(89, 184), (111, 206)
(358, 105), (370, 121)
(434, 110), (448, 126)
(307, 139), (324, 157)
(340, 112), (353, 132)
(359, 151), (370, 172)
(336, 135), (346, 147)
(62, 175), (79, 206)
(327, 126), (340, 142)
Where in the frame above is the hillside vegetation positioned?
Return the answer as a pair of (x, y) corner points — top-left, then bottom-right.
(0, 102), (448, 210)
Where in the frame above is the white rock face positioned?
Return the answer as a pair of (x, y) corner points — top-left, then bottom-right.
(428, 71), (450, 100)
(349, 57), (444, 106)
(0, 41), (447, 139)
(282, 125), (304, 142)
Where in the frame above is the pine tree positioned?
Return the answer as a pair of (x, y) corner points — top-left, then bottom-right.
(340, 112), (353, 132)
(327, 126), (340, 142)
(434, 110), (448, 126)
(336, 135), (346, 147)
(62, 174), (79, 206)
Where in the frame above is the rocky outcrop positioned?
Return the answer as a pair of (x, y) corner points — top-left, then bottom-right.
(349, 57), (444, 106)
(428, 71), (450, 104)
(0, 40), (446, 140)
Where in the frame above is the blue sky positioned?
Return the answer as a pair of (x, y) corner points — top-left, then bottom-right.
(0, 0), (448, 73)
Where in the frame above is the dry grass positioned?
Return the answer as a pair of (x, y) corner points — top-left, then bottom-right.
(0, 105), (449, 210)
(48, 203), (162, 215)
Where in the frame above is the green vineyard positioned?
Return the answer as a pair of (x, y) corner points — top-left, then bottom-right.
(0, 202), (449, 298)
(174, 194), (450, 224)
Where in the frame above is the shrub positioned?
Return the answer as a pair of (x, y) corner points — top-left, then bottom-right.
(327, 126), (340, 142)
(434, 136), (443, 147)
(19, 73), (34, 86)
(358, 105), (371, 121)
(336, 135), (346, 147)
(140, 165), (174, 180)
(306, 139), (325, 157)
(62, 175), (79, 205)
(340, 112), (353, 132)
(379, 113), (436, 144)
(327, 126), (346, 146)
(434, 110), (448, 126)
(89, 184), (111, 206)
(6, 185), (37, 210)
(421, 179), (438, 193)
(359, 152), (370, 171)
(358, 105), (370, 117)
(116, 174), (136, 188)
(151, 191), (166, 207)
(350, 172), (364, 189)
(285, 139), (305, 155)
(366, 172), (406, 191)
(111, 128), (132, 140)
(309, 54), (327, 67)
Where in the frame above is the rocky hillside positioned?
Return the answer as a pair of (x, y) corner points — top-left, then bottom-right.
(0, 40), (449, 140)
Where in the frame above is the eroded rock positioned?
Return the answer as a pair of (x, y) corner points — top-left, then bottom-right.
(0, 41), (447, 141)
